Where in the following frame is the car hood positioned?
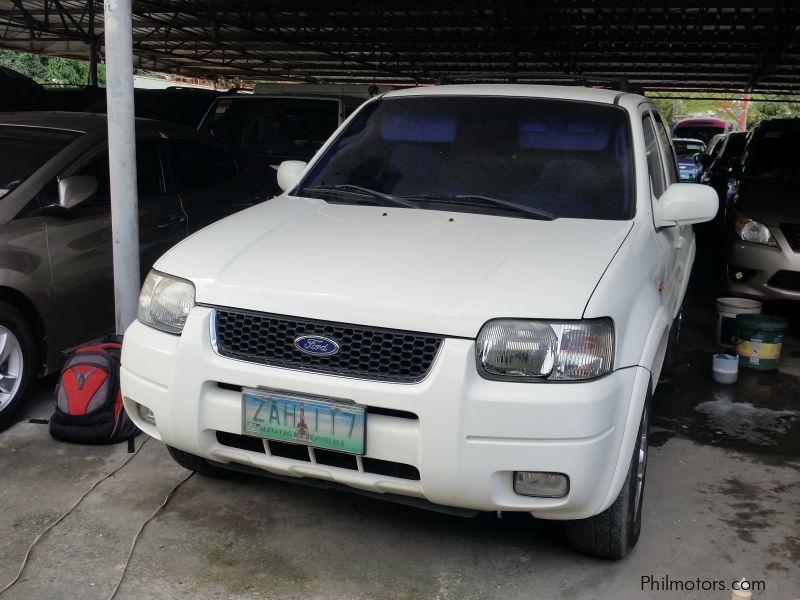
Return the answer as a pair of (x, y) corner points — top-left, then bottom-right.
(156, 196), (632, 338)
(737, 177), (800, 225)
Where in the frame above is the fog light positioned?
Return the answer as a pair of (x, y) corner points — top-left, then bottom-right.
(728, 265), (755, 283)
(137, 403), (156, 426)
(514, 472), (569, 498)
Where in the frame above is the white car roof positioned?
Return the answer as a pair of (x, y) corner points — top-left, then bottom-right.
(382, 84), (640, 105)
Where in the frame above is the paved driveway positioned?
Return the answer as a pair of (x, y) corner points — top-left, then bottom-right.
(1, 302), (798, 600)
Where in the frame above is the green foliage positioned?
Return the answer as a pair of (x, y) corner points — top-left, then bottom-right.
(651, 97), (676, 122)
(647, 92), (800, 130)
(0, 49), (105, 85)
(0, 49), (47, 82)
(747, 101), (800, 126)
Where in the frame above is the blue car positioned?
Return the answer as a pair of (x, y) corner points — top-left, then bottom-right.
(673, 137), (706, 182)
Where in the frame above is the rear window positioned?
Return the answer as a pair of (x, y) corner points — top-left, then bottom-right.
(0, 126), (77, 199)
(200, 97), (340, 161)
(673, 140), (705, 156)
(300, 96), (635, 220)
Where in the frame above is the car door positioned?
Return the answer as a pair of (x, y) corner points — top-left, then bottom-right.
(164, 137), (262, 234)
(641, 109), (684, 321)
(43, 136), (187, 350)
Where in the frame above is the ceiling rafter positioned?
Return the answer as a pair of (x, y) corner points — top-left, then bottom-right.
(1, 0), (800, 92)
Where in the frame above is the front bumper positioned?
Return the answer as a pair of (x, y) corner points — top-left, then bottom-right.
(726, 230), (800, 301)
(121, 307), (649, 520)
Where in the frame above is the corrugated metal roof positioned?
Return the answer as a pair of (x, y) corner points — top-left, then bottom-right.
(1, 1), (799, 93)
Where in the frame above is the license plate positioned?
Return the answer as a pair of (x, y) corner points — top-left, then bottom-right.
(242, 388), (366, 455)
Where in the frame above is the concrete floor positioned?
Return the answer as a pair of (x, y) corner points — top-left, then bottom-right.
(1, 283), (798, 599)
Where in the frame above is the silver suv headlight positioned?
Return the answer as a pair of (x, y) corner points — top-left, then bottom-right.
(476, 319), (614, 381)
(137, 270), (195, 334)
(734, 215), (778, 247)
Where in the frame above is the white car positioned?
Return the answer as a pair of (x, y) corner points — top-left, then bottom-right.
(121, 85), (717, 558)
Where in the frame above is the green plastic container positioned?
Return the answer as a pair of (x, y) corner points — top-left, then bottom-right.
(735, 314), (788, 370)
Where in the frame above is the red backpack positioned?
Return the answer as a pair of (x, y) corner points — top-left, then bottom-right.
(49, 339), (140, 444)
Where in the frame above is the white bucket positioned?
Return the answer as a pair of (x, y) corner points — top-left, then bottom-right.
(712, 353), (739, 384)
(715, 297), (761, 348)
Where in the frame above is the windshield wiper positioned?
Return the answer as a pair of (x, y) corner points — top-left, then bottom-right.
(302, 185), (417, 208)
(408, 194), (555, 221)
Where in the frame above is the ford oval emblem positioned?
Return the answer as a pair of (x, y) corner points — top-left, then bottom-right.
(294, 335), (340, 356)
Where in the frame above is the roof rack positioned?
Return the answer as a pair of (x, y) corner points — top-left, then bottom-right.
(435, 72), (642, 93)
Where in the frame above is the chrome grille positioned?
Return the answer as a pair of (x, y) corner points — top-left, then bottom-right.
(212, 309), (443, 383)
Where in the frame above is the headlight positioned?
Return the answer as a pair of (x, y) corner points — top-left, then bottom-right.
(734, 216), (778, 247)
(137, 270), (195, 334)
(476, 319), (614, 381)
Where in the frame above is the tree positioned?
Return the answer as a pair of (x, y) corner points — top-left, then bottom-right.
(747, 99), (800, 126)
(0, 49), (105, 86)
(0, 49), (47, 82)
(651, 97), (677, 123)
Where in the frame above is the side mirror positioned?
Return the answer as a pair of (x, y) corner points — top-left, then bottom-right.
(656, 183), (718, 227)
(698, 154), (713, 169)
(58, 175), (98, 209)
(727, 158), (742, 178)
(276, 160), (307, 193)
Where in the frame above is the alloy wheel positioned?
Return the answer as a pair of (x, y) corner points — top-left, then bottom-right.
(0, 326), (24, 411)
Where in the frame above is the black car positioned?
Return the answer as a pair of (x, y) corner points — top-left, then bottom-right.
(699, 131), (749, 212)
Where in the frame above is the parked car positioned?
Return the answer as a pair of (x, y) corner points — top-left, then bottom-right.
(696, 132), (726, 183)
(0, 66), (48, 111)
(673, 117), (737, 144)
(121, 85), (717, 558)
(672, 137), (706, 182)
(86, 87), (224, 127)
(725, 119), (800, 300)
(198, 88), (370, 196)
(0, 112), (265, 429)
(699, 131), (749, 216)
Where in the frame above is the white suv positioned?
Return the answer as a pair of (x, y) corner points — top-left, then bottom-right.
(121, 85), (717, 558)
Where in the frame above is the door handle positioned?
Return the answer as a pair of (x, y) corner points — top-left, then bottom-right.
(158, 214), (186, 229)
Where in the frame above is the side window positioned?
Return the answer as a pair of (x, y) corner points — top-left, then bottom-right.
(652, 112), (679, 186)
(642, 115), (666, 198)
(167, 139), (238, 192)
(136, 140), (165, 198)
(74, 152), (112, 207)
(38, 140), (164, 208)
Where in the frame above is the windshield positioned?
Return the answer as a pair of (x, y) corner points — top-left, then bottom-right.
(673, 125), (725, 144)
(200, 97), (340, 162)
(746, 130), (800, 178)
(0, 126), (77, 199)
(298, 96), (634, 220)
(714, 133), (748, 167)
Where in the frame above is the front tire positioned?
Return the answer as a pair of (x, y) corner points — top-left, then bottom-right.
(0, 302), (37, 431)
(565, 383), (651, 559)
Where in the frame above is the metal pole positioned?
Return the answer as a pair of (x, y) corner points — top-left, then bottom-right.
(103, 0), (140, 334)
(88, 0), (98, 87)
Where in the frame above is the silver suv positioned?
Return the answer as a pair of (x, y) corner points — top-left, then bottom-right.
(0, 112), (263, 429)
